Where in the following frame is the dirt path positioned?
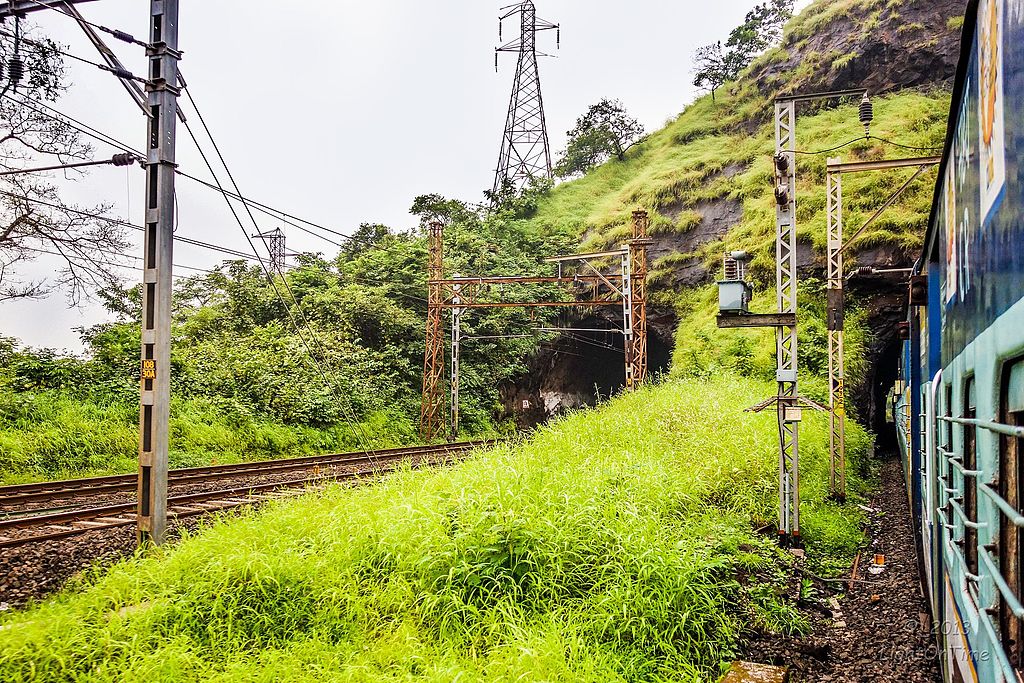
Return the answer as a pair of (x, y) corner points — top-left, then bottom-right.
(744, 456), (940, 682)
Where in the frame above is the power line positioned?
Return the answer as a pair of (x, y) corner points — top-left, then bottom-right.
(0, 91), (140, 156)
(0, 187), (427, 302)
(22, 244), (219, 277)
(794, 133), (942, 156)
(1, 90), (398, 254)
(19, 0), (153, 49)
(175, 86), (356, 424)
(0, 188), (267, 262)
(179, 76), (388, 454)
(0, 153), (138, 176)
(0, 29), (148, 84)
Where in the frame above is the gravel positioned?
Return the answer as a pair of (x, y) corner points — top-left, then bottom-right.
(742, 456), (940, 682)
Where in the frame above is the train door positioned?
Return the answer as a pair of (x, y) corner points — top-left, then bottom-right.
(999, 360), (1024, 672)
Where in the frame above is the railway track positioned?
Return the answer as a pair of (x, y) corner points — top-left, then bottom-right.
(0, 441), (483, 507)
(0, 441), (486, 549)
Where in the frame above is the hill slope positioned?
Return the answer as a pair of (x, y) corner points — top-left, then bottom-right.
(511, 0), (963, 421)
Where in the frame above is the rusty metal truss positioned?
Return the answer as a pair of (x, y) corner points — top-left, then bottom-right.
(418, 212), (650, 441)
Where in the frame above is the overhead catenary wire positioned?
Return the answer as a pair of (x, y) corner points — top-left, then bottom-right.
(0, 91), (400, 255)
(19, 0), (153, 49)
(0, 189), (268, 263)
(793, 133), (943, 156)
(0, 188), (428, 302)
(0, 29), (148, 84)
(22, 244), (219, 277)
(175, 80), (378, 453)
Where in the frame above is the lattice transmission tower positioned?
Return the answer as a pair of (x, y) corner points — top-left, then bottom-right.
(493, 1), (559, 195)
(252, 228), (286, 273)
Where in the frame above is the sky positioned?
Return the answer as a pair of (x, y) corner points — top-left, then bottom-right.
(1, 0), (813, 353)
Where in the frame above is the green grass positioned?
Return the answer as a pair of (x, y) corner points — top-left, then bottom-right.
(0, 374), (869, 682)
(0, 390), (418, 484)
(523, 89), (949, 288)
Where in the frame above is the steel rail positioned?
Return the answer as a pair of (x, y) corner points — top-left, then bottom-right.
(0, 449), (474, 548)
(0, 441), (487, 506)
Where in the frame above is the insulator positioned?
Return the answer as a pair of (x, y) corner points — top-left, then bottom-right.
(556, 26), (560, 48)
(495, 51), (499, 73)
(7, 55), (24, 88)
(111, 153), (135, 167)
(111, 29), (136, 44)
(859, 93), (873, 138)
(774, 153), (790, 175)
(774, 185), (790, 207)
(499, 20), (503, 41)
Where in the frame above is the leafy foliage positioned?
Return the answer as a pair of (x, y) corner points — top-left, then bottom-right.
(554, 99), (644, 178)
(692, 0), (794, 99)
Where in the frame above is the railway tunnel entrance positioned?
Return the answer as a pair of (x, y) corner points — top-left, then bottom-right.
(499, 312), (673, 428)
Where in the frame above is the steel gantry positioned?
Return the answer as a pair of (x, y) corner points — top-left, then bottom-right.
(420, 222), (446, 441)
(824, 155), (940, 499)
(625, 210), (652, 391)
(767, 89), (867, 542)
(419, 211), (650, 441)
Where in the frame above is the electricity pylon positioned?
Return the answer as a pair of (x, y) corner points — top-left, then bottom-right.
(493, 1), (558, 195)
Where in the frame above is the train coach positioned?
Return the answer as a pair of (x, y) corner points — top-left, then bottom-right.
(893, 0), (1024, 681)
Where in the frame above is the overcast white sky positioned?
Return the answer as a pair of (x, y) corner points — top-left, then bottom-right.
(2, 0), (812, 353)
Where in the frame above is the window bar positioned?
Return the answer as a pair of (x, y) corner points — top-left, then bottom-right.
(982, 548), (1024, 618)
(979, 483), (1024, 527)
(976, 604), (1019, 682)
(938, 415), (1024, 439)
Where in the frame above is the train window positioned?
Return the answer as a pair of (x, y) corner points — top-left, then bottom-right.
(964, 377), (978, 582)
(999, 360), (1024, 670)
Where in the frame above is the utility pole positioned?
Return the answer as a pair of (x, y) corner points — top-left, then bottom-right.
(450, 278), (462, 443)
(252, 228), (286, 273)
(136, 0), (180, 545)
(420, 221), (445, 441)
(626, 210), (651, 390)
(493, 1), (558, 195)
(773, 98), (801, 543)
(0, 0), (180, 547)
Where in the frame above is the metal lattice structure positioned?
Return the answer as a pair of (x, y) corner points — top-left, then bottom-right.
(774, 100), (801, 541)
(625, 210), (652, 390)
(825, 161), (846, 501)
(253, 228), (286, 273)
(824, 154), (940, 501)
(420, 222), (445, 441)
(493, 1), (558, 195)
(419, 219), (648, 441)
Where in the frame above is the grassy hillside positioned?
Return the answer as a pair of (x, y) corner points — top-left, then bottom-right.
(0, 374), (871, 682)
(514, 0), (955, 382)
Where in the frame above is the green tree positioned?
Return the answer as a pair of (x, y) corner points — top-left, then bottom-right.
(692, 0), (793, 100)
(554, 99), (644, 178)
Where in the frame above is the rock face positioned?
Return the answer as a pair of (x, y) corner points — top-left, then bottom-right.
(750, 0), (965, 96)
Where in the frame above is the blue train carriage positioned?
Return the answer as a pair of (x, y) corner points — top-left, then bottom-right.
(903, 0), (1024, 680)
